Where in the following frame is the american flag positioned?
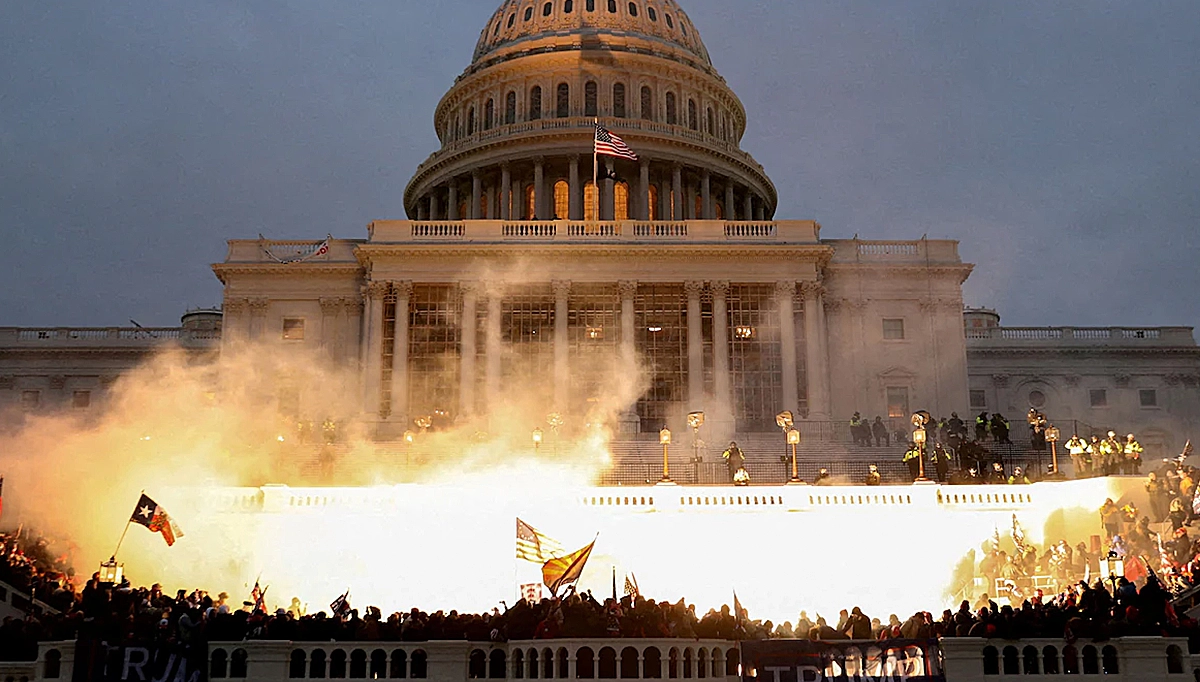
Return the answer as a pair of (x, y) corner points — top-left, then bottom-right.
(517, 518), (564, 563)
(250, 580), (267, 613)
(594, 124), (638, 161)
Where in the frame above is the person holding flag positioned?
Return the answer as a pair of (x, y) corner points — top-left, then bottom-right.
(592, 123), (638, 220)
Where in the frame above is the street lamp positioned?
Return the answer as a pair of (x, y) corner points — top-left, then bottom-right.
(660, 427), (673, 482)
(532, 428), (544, 453)
(787, 428), (802, 483)
(99, 557), (123, 586)
(1046, 425), (1061, 475)
(687, 411), (705, 464)
(911, 411), (930, 482)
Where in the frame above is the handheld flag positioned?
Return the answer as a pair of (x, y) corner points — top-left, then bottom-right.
(517, 518), (564, 563)
(330, 590), (352, 618)
(543, 538), (596, 597)
(733, 591), (747, 630)
(130, 494), (184, 547)
(624, 573), (640, 599)
(250, 580), (267, 613)
(594, 124), (638, 161)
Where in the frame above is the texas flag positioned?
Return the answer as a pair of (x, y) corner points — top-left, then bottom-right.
(130, 494), (184, 547)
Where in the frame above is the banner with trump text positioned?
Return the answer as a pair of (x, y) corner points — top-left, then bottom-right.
(740, 639), (944, 682)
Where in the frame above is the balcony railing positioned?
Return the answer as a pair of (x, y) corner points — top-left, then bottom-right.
(369, 220), (824, 244)
(0, 327), (220, 348)
(967, 326), (1196, 346)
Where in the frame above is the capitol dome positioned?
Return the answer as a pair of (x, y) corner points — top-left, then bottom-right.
(403, 0), (776, 223)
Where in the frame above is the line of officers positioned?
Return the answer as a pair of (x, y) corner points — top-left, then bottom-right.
(1064, 432), (1143, 476)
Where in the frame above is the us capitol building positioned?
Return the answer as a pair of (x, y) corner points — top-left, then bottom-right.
(1, 0), (1198, 457)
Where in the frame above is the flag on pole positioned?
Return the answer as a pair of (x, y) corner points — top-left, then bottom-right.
(330, 590), (352, 618)
(130, 494), (184, 547)
(733, 591), (747, 632)
(250, 580), (267, 613)
(543, 539), (596, 597)
(0, 476), (4, 518)
(594, 124), (638, 161)
(623, 573), (640, 599)
(517, 518), (564, 563)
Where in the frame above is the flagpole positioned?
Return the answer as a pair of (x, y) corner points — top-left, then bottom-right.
(112, 489), (145, 559)
(593, 118), (599, 222)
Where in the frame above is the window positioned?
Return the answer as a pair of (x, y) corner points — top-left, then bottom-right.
(493, 22), (501, 37)
(583, 182), (598, 221)
(556, 83), (570, 118)
(524, 6), (534, 21)
(969, 390), (987, 409)
(543, 2), (552, 16)
(586, 0), (595, 10)
(688, 98), (697, 130)
(882, 318), (905, 340)
(628, 2), (638, 17)
(553, 180), (570, 220)
(529, 86), (543, 120)
(648, 184), (659, 220)
(283, 318), (306, 340)
(648, 7), (657, 21)
(1089, 389), (1108, 407)
(505, 92), (516, 125)
(886, 387), (910, 418)
(507, 14), (516, 28)
(564, 0), (573, 12)
(21, 390), (40, 410)
(1028, 390), (1046, 408)
(73, 391), (91, 409)
(665, 13), (674, 28)
(665, 92), (677, 124)
(613, 83), (626, 118)
(640, 86), (653, 120)
(614, 181), (629, 221)
(484, 98), (494, 130)
(524, 185), (536, 220)
(584, 81), (598, 117)
(607, 0), (617, 12)
(467, 107), (476, 134)
(1140, 389), (1158, 407)
(706, 106), (714, 135)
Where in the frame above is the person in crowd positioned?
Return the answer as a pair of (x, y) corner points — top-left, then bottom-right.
(1066, 434), (1089, 477)
(1169, 498), (1191, 532)
(1089, 436), (1106, 474)
(721, 441), (745, 484)
(902, 443), (922, 481)
(987, 461), (1007, 484)
(974, 411), (990, 442)
(1007, 467), (1030, 485)
(813, 468), (832, 486)
(864, 464), (881, 486)
(850, 412), (869, 446)
(1146, 472), (1169, 522)
(1103, 432), (1124, 476)
(1124, 434), (1144, 475)
(932, 443), (952, 483)
(871, 417), (890, 448)
(843, 606), (872, 640)
(990, 414), (1011, 444)
(1100, 499), (1123, 538)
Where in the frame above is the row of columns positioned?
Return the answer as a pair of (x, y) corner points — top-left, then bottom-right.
(359, 279), (831, 423)
(415, 158), (767, 223)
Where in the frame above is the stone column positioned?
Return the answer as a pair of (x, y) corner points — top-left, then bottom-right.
(416, 201), (428, 221)
(429, 193), (440, 221)
(602, 158), (615, 221)
(701, 169), (712, 220)
(618, 280), (639, 434)
(672, 164), (683, 221)
(553, 280), (571, 409)
(803, 282), (832, 420)
(756, 202), (766, 221)
(447, 181), (459, 220)
(460, 282), (479, 416)
(639, 159), (651, 221)
(346, 297), (363, 370)
(364, 282), (389, 417)
(712, 281), (731, 417)
(391, 281), (413, 421)
(725, 182), (736, 221)
(776, 281), (799, 416)
(485, 183), (496, 220)
(744, 193), (754, 223)
(685, 280), (705, 409)
(568, 155), (581, 220)
(471, 172), (482, 219)
(485, 287), (503, 409)
(319, 297), (341, 358)
(533, 157), (545, 220)
(500, 164), (512, 220)
(512, 178), (522, 219)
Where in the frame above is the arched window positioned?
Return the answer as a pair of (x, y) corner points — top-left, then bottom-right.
(556, 649), (569, 679)
(527, 649), (538, 679)
(648, 185), (659, 220)
(524, 6), (534, 21)
(586, 0), (596, 11)
(1022, 647), (1039, 675)
(1101, 646), (1119, 674)
(696, 650), (708, 679)
(508, 14), (516, 28)
(1041, 646), (1059, 675)
(529, 86), (543, 120)
(615, 181), (629, 221)
(467, 107), (476, 135)
(484, 99), (495, 130)
(512, 650), (525, 679)
(505, 92), (516, 125)
(982, 646), (999, 676)
(628, 2), (638, 17)
(330, 651), (347, 679)
(411, 651), (427, 679)
(683, 649), (693, 679)
(598, 648), (617, 679)
(688, 99), (698, 130)
(607, 0), (617, 13)
(369, 651), (386, 680)
(640, 86), (653, 120)
(706, 107), (714, 135)
(665, 92), (677, 124)
(564, 0), (574, 13)
(1081, 646), (1099, 675)
(469, 650), (487, 679)
(668, 649), (679, 679)
(542, 649), (554, 679)
(643, 648), (662, 679)
(524, 185), (536, 220)
(714, 200), (723, 220)
(1167, 645), (1184, 674)
(1062, 646), (1079, 675)
(211, 650), (229, 679)
(310, 650), (328, 679)
(390, 650), (408, 679)
(613, 83), (627, 118)
(543, 2), (553, 16)
(724, 650), (739, 678)
(577, 648), (595, 679)
(553, 180), (570, 219)
(43, 651), (62, 680)
(556, 83), (570, 118)
(289, 651), (306, 679)
(349, 650), (366, 679)
(231, 650), (249, 679)
(648, 7), (657, 21)
(585, 81), (598, 117)
(584, 182), (598, 221)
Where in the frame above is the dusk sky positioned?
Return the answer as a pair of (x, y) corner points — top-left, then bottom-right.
(1, 0), (1197, 328)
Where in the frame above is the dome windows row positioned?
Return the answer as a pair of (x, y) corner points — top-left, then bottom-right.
(442, 81), (740, 145)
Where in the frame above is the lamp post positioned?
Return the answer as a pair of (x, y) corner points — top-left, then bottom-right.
(1046, 425), (1061, 475)
(660, 427), (672, 483)
(687, 412), (705, 480)
(776, 411), (794, 481)
(532, 428), (544, 454)
(99, 557), (123, 586)
(913, 427), (928, 481)
(787, 428), (802, 483)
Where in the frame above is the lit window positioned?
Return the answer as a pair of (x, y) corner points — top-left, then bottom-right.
(883, 318), (905, 340)
(648, 325), (663, 333)
(553, 180), (570, 220)
(584, 181), (598, 221)
(21, 390), (40, 410)
(648, 185), (659, 220)
(524, 185), (536, 220)
(886, 387), (909, 418)
(1028, 390), (1046, 408)
(615, 181), (629, 221)
(587, 326), (605, 340)
(73, 390), (91, 409)
(282, 318), (306, 341)
(734, 325), (754, 340)
(969, 390), (987, 409)
(1140, 389), (1158, 407)
(1089, 389), (1108, 408)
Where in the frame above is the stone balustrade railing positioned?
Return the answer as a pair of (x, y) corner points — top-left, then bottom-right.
(0, 327), (220, 348)
(966, 326), (1196, 346)
(26, 636), (1196, 682)
(365, 220), (821, 244)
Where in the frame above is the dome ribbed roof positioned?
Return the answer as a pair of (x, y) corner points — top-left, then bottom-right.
(473, 0), (711, 69)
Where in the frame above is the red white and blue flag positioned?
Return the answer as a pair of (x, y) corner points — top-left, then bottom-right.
(130, 494), (184, 547)
(594, 124), (638, 161)
(250, 580), (268, 613)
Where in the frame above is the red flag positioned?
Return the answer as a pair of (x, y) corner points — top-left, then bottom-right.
(542, 539), (596, 596)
